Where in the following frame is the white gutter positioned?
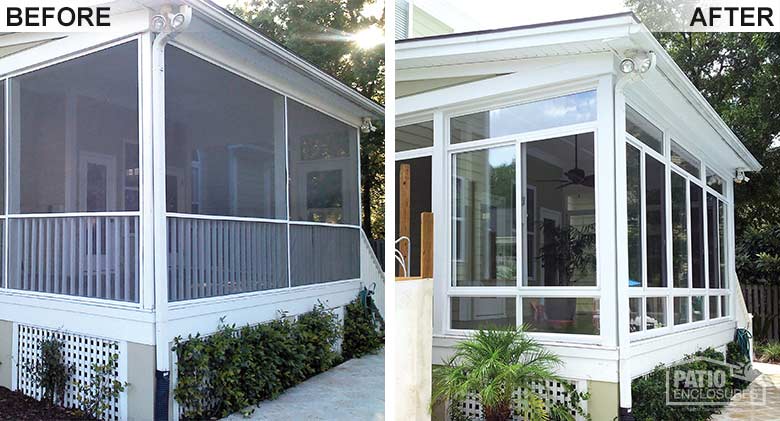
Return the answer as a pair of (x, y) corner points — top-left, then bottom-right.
(184, 0), (384, 118)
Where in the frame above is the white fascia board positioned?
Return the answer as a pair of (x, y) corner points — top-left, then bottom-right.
(396, 53), (612, 116)
(631, 28), (761, 172)
(0, 9), (150, 78)
(183, 0), (383, 118)
(0, 33), (68, 48)
(396, 14), (636, 68)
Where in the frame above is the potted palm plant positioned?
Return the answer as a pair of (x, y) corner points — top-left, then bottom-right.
(431, 326), (588, 421)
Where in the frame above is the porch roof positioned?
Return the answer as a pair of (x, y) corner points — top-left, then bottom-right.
(396, 12), (761, 173)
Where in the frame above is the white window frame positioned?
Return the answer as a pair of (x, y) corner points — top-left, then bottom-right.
(441, 84), (604, 345)
(624, 100), (734, 342)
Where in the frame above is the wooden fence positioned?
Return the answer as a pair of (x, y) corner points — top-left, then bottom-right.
(742, 284), (780, 342)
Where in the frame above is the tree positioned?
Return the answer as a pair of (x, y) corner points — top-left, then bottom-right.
(230, 0), (386, 238)
(627, 1), (780, 235)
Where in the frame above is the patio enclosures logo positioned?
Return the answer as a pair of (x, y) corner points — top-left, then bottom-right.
(665, 356), (763, 406)
(1, 1), (112, 32)
(632, 0), (778, 32)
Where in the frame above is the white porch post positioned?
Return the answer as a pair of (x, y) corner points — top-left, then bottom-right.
(614, 76), (633, 411)
(140, 32), (155, 311)
(431, 110), (446, 335)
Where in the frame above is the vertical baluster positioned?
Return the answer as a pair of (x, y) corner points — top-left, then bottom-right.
(69, 218), (76, 296)
(116, 216), (122, 301)
(169, 218), (176, 302)
(30, 219), (38, 292)
(87, 219), (94, 298)
(44, 219), (51, 293)
(123, 217), (130, 302)
(79, 218), (85, 296)
(232, 223), (238, 293)
(22, 220), (29, 291)
(96, 217), (103, 299)
(249, 223), (255, 291)
(54, 219), (61, 294)
(205, 220), (212, 298)
(217, 221), (224, 296)
(199, 220), (206, 298)
(185, 218), (191, 300)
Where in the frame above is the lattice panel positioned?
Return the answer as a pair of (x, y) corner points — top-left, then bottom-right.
(16, 324), (125, 421)
(451, 379), (588, 421)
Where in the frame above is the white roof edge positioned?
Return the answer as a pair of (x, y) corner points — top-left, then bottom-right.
(395, 12), (761, 172)
(185, 0), (384, 117)
(631, 26), (761, 172)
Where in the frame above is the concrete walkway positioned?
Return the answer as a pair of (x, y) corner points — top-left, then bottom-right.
(711, 362), (780, 420)
(223, 351), (384, 421)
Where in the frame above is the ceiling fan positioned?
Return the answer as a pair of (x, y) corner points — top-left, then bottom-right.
(533, 135), (594, 189)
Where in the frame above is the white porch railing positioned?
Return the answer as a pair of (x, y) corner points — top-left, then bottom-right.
(167, 217), (288, 301)
(7, 215), (139, 302)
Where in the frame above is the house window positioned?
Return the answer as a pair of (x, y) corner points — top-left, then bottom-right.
(9, 40), (139, 214)
(396, 120), (433, 152)
(706, 168), (724, 194)
(451, 297), (516, 330)
(450, 91), (597, 144)
(165, 46), (287, 219)
(287, 100), (359, 225)
(625, 105), (732, 338)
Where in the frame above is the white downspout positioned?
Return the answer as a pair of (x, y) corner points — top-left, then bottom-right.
(150, 5), (191, 420)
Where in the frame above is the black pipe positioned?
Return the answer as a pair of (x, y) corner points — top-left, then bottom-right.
(155, 370), (170, 421)
(618, 407), (635, 421)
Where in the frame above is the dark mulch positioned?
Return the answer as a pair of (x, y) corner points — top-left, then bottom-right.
(0, 386), (90, 420)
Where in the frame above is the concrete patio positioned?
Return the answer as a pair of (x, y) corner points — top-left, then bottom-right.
(711, 362), (780, 420)
(223, 350), (385, 421)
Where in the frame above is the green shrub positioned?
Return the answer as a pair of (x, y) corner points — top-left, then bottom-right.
(632, 345), (751, 421)
(173, 302), (348, 420)
(75, 353), (127, 419)
(756, 342), (780, 363)
(24, 338), (72, 406)
(342, 291), (384, 360)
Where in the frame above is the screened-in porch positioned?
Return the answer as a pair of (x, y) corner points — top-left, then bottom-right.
(0, 36), (362, 306)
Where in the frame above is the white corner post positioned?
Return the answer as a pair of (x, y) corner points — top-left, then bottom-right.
(614, 73), (633, 415)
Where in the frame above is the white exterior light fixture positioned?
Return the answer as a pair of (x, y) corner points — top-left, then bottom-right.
(620, 51), (656, 75)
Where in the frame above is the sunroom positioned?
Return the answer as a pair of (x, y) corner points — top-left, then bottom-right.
(395, 12), (759, 419)
(0, 1), (383, 420)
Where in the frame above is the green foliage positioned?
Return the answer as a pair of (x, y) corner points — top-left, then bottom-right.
(342, 292), (384, 360)
(432, 326), (588, 421)
(756, 342), (780, 363)
(174, 303), (346, 420)
(25, 338), (72, 406)
(632, 345), (750, 421)
(75, 353), (127, 419)
(626, 1), (780, 282)
(230, 0), (385, 239)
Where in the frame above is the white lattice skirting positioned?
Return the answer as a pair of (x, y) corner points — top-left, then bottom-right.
(14, 324), (128, 421)
(451, 379), (589, 421)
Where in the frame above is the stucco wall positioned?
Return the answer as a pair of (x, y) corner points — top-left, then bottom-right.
(0, 320), (12, 390)
(588, 380), (618, 421)
(127, 341), (155, 421)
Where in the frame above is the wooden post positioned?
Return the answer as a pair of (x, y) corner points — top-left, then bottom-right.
(420, 212), (434, 279)
(399, 163), (411, 276)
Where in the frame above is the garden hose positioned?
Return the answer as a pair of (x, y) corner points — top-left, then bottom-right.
(735, 328), (752, 359)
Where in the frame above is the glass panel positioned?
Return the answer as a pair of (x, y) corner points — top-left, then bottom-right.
(452, 146), (516, 286)
(626, 144), (642, 287)
(395, 157), (432, 277)
(289, 225), (358, 286)
(719, 200), (728, 289)
(692, 296), (705, 321)
(630, 297), (642, 332)
(671, 173), (688, 288)
(707, 194), (722, 288)
(165, 46), (286, 219)
(450, 91), (596, 144)
(706, 168), (724, 194)
(674, 296), (689, 325)
(10, 41), (139, 213)
(646, 156), (667, 287)
(709, 295), (719, 319)
(288, 100), (359, 224)
(626, 105), (663, 154)
(646, 297), (667, 330)
(691, 184), (706, 288)
(396, 120), (433, 152)
(451, 297), (516, 330)
(671, 141), (700, 177)
(526, 133), (595, 287)
(522, 297), (599, 335)
(721, 296), (729, 317)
